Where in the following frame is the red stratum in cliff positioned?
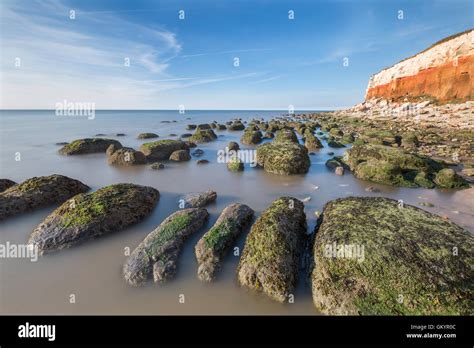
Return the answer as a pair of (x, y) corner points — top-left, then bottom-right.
(365, 29), (473, 103)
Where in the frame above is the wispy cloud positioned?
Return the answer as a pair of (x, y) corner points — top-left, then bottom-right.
(252, 75), (281, 84)
(179, 48), (272, 59)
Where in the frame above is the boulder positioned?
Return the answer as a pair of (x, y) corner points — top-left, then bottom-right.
(241, 130), (263, 145)
(0, 179), (16, 192)
(123, 208), (209, 285)
(256, 142), (310, 175)
(169, 149), (191, 162)
(186, 124), (197, 130)
(195, 203), (254, 281)
(140, 140), (188, 161)
(0, 175), (89, 220)
(150, 162), (165, 170)
(304, 134), (323, 150)
(182, 190), (217, 208)
(227, 141), (240, 152)
(275, 129), (298, 143)
(335, 166), (344, 175)
(237, 197), (307, 302)
(311, 197), (474, 315)
(434, 168), (469, 189)
(59, 138), (122, 155)
(197, 159), (209, 165)
(342, 144), (468, 188)
(227, 121), (245, 131)
(107, 146), (147, 165)
(189, 128), (217, 143)
(28, 184), (159, 254)
(137, 133), (159, 139)
(227, 157), (244, 171)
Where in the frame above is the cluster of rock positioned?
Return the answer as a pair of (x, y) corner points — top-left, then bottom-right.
(1, 173), (472, 314)
(0, 175), (90, 220)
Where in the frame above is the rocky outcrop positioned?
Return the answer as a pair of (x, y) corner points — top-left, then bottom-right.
(365, 29), (473, 103)
(256, 142), (310, 175)
(59, 138), (122, 155)
(0, 175), (89, 220)
(227, 157), (244, 172)
(123, 208), (209, 285)
(139, 140), (188, 161)
(28, 184), (159, 254)
(107, 146), (147, 165)
(311, 196), (474, 315)
(182, 190), (217, 208)
(342, 144), (468, 188)
(195, 203), (254, 281)
(237, 197), (307, 302)
(0, 179), (16, 192)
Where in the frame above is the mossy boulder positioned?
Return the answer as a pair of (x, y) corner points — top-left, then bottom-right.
(434, 168), (469, 189)
(123, 208), (209, 285)
(360, 130), (399, 146)
(401, 132), (419, 149)
(28, 184), (159, 254)
(237, 197), (307, 302)
(0, 175), (89, 220)
(140, 140), (188, 161)
(342, 144), (465, 188)
(241, 130), (263, 145)
(329, 127), (343, 137)
(107, 146), (147, 165)
(274, 129), (298, 143)
(256, 142), (310, 175)
(0, 179), (16, 192)
(137, 133), (159, 139)
(182, 190), (217, 208)
(59, 138), (122, 155)
(304, 133), (323, 150)
(227, 121), (245, 131)
(189, 128), (217, 143)
(195, 203), (254, 281)
(311, 196), (474, 315)
(227, 156), (244, 172)
(169, 149), (191, 162)
(327, 137), (345, 148)
(227, 141), (240, 152)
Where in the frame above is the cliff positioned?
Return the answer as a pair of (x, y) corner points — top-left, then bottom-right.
(365, 29), (473, 103)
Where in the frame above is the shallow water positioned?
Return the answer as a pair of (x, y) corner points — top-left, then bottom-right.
(0, 110), (472, 314)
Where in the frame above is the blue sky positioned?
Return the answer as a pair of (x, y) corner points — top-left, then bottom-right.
(1, 0), (472, 109)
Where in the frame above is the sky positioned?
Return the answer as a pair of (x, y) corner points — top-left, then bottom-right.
(0, 0), (472, 110)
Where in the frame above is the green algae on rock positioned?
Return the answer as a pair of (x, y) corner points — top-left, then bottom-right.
(28, 184), (159, 254)
(274, 128), (299, 143)
(240, 130), (263, 145)
(59, 138), (122, 155)
(256, 142), (310, 175)
(304, 133), (324, 150)
(342, 143), (468, 188)
(310, 196), (474, 315)
(195, 203), (254, 281)
(237, 197), (307, 302)
(188, 128), (217, 143)
(227, 156), (244, 172)
(434, 168), (469, 188)
(0, 175), (90, 220)
(123, 208), (209, 285)
(139, 139), (188, 161)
